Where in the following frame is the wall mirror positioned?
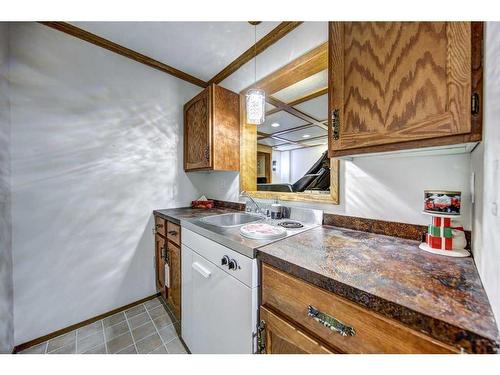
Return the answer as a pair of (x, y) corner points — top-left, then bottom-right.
(240, 42), (339, 204)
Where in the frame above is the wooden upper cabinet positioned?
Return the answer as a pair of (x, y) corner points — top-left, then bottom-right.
(184, 84), (240, 171)
(328, 22), (482, 157)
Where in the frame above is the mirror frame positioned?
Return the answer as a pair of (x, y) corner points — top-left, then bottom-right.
(239, 42), (339, 204)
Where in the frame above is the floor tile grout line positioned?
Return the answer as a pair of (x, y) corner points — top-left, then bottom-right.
(117, 344), (135, 354)
(123, 305), (140, 354)
(144, 301), (170, 353)
(79, 323), (106, 354)
(102, 318), (110, 354)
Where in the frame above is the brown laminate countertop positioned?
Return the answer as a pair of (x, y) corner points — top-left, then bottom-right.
(153, 207), (239, 225)
(257, 225), (499, 353)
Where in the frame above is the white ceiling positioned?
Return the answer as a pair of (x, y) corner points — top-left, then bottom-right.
(294, 94), (328, 120)
(72, 21), (280, 81)
(273, 70), (327, 103)
(259, 111), (309, 134)
(221, 22), (327, 93)
(70, 21), (330, 151)
(72, 22), (328, 92)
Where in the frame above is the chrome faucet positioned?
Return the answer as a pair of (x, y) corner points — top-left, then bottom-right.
(240, 191), (266, 216)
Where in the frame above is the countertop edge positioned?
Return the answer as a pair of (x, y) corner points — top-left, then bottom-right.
(256, 250), (499, 354)
(153, 209), (185, 225)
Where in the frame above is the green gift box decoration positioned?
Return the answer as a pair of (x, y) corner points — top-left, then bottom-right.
(428, 225), (452, 238)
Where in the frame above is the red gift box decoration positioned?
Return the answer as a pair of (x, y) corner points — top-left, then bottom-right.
(426, 233), (452, 250)
(431, 216), (451, 227)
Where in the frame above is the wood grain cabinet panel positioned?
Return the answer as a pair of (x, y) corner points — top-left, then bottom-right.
(260, 306), (335, 354)
(328, 22), (481, 157)
(167, 241), (181, 320)
(154, 215), (166, 237)
(261, 264), (459, 354)
(167, 221), (181, 246)
(184, 83), (240, 171)
(153, 215), (182, 320)
(154, 234), (167, 301)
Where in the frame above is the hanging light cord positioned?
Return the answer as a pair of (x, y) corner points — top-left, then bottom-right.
(254, 24), (257, 84)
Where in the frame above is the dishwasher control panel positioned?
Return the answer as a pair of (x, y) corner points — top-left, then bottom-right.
(182, 228), (257, 288)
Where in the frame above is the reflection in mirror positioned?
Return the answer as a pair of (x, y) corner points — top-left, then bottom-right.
(240, 41), (338, 204)
(255, 68), (330, 196)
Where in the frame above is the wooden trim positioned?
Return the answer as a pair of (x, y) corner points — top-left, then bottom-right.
(13, 293), (159, 353)
(208, 22), (303, 85)
(258, 123), (317, 140)
(244, 157), (339, 204)
(39, 22), (208, 88)
(240, 42), (328, 95)
(267, 87), (328, 116)
(470, 22), (484, 140)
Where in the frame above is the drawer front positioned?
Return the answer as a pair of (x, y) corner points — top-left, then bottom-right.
(182, 228), (257, 288)
(260, 306), (335, 354)
(167, 221), (181, 245)
(261, 264), (458, 354)
(154, 215), (166, 237)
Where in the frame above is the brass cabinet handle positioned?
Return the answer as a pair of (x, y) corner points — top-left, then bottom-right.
(331, 109), (340, 140)
(156, 223), (164, 228)
(204, 145), (210, 161)
(307, 305), (355, 337)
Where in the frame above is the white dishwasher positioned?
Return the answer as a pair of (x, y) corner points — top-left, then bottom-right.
(181, 228), (258, 354)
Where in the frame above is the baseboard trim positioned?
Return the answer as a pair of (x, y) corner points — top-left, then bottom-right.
(13, 293), (160, 353)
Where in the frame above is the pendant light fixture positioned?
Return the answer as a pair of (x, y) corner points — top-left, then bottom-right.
(246, 21), (266, 125)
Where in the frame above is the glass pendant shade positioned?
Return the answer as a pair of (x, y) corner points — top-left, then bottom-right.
(246, 88), (266, 125)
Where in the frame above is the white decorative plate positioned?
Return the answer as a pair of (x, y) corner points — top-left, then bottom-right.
(240, 223), (287, 240)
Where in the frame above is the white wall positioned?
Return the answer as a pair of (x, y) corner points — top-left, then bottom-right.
(0, 23), (14, 354)
(290, 145), (327, 183)
(271, 150), (282, 183)
(471, 22), (500, 325)
(9, 23), (202, 344)
(203, 152), (472, 229)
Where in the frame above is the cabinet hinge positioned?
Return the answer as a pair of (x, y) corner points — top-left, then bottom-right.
(471, 93), (480, 115)
(257, 320), (266, 354)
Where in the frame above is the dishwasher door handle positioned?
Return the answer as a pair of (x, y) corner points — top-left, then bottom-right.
(192, 261), (212, 278)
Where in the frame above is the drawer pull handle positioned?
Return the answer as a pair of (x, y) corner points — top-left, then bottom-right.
(192, 262), (211, 278)
(307, 305), (356, 337)
(168, 230), (178, 236)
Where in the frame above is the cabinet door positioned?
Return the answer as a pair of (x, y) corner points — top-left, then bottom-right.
(155, 234), (167, 300)
(260, 307), (335, 354)
(167, 241), (181, 320)
(184, 87), (212, 170)
(329, 22), (472, 156)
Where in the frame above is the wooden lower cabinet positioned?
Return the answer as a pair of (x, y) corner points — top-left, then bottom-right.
(167, 241), (181, 319)
(260, 307), (336, 354)
(154, 234), (167, 301)
(154, 215), (182, 321)
(259, 263), (459, 354)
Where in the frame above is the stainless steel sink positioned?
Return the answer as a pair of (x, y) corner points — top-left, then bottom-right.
(199, 213), (263, 228)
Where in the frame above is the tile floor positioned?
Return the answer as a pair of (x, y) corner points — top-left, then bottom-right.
(19, 297), (188, 354)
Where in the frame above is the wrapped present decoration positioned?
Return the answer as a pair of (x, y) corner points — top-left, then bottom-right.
(420, 190), (470, 257)
(426, 233), (453, 250)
